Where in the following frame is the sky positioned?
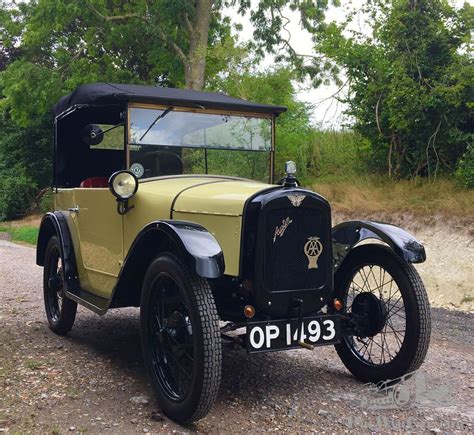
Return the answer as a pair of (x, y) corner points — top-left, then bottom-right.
(227, 0), (470, 129)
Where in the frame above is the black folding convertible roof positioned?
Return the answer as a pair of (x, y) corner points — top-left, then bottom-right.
(53, 82), (287, 118)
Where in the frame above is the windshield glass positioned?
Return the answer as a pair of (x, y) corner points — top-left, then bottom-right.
(128, 106), (273, 182)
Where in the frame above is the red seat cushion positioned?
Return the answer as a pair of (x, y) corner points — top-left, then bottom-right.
(80, 177), (109, 188)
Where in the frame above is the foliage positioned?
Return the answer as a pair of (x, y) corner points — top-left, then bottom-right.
(210, 67), (315, 181)
(316, 0), (473, 180)
(38, 190), (54, 214)
(211, 67), (373, 184)
(0, 168), (36, 221)
(455, 144), (474, 188)
(0, 225), (39, 245)
(0, 111), (52, 186)
(232, 0), (341, 86)
(307, 130), (371, 181)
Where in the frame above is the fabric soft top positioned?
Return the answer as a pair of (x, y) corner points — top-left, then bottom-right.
(53, 82), (287, 117)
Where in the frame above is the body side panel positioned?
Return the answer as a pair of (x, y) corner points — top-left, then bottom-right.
(172, 212), (242, 276)
(123, 177), (220, 252)
(55, 188), (120, 298)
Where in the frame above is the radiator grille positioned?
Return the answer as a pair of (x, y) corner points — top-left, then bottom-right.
(263, 205), (330, 291)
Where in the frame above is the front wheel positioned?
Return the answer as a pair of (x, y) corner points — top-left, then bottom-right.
(140, 253), (221, 423)
(334, 244), (431, 383)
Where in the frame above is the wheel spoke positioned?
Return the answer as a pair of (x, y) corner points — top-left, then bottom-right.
(148, 274), (196, 401)
(166, 332), (194, 363)
(359, 267), (373, 293)
(387, 299), (405, 317)
(344, 261), (408, 367)
(163, 336), (193, 380)
(369, 266), (381, 298)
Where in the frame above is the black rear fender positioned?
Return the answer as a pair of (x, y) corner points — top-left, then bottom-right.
(36, 212), (80, 291)
(332, 220), (426, 271)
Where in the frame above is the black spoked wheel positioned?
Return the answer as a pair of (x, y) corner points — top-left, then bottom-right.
(335, 244), (431, 383)
(140, 253), (221, 423)
(43, 236), (77, 335)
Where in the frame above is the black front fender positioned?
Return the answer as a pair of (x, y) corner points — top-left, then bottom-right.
(152, 220), (225, 279)
(110, 220), (225, 308)
(332, 220), (426, 271)
(124, 220), (225, 279)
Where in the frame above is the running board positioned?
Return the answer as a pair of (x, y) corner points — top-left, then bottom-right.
(66, 287), (109, 315)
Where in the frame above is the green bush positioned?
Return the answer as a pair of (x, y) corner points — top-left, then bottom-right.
(0, 169), (37, 221)
(38, 190), (54, 214)
(455, 144), (474, 188)
(306, 130), (371, 181)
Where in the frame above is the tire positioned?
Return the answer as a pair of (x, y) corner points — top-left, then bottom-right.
(334, 244), (431, 383)
(43, 236), (77, 335)
(140, 253), (221, 423)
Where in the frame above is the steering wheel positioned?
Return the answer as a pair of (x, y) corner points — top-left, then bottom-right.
(154, 151), (184, 176)
(132, 150), (184, 178)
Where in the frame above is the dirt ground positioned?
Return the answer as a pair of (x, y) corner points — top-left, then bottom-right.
(1, 229), (473, 434)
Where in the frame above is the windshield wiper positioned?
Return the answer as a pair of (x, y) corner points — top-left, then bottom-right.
(139, 106), (174, 141)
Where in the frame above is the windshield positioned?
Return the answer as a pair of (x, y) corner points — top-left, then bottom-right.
(128, 106), (273, 181)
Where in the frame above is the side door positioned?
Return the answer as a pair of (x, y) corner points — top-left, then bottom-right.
(70, 188), (123, 299)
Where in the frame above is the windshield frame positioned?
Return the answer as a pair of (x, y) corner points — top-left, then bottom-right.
(126, 102), (276, 183)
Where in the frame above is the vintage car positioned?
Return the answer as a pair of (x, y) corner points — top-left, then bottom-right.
(36, 83), (431, 423)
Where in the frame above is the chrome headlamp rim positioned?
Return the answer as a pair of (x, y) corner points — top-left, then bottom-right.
(108, 170), (139, 200)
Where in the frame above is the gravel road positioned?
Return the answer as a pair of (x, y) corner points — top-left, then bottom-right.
(1, 240), (473, 433)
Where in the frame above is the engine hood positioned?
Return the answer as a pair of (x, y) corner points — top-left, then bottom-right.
(171, 177), (276, 217)
(138, 175), (277, 218)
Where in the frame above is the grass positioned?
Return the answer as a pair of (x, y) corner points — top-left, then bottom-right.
(310, 176), (474, 217)
(0, 225), (39, 245)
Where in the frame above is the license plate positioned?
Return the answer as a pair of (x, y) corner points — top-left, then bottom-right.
(246, 315), (340, 353)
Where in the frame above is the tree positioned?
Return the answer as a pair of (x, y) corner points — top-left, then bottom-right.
(316, 0), (473, 179)
(0, 0), (335, 218)
(1, 0), (338, 125)
(83, 0), (340, 90)
(211, 66), (314, 179)
(234, 0), (341, 87)
(84, 0), (225, 90)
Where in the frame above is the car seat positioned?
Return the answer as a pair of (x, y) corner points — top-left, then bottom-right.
(80, 177), (109, 188)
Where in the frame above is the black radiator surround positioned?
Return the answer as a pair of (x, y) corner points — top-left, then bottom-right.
(241, 187), (334, 317)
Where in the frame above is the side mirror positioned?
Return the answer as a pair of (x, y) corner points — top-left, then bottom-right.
(81, 124), (104, 145)
(108, 171), (138, 215)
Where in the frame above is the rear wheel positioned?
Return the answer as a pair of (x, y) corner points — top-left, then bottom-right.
(334, 244), (431, 383)
(140, 253), (221, 423)
(43, 236), (77, 335)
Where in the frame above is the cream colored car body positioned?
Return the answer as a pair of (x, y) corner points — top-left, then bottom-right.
(55, 176), (272, 299)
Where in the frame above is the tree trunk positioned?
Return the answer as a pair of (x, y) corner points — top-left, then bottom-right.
(184, 0), (212, 90)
